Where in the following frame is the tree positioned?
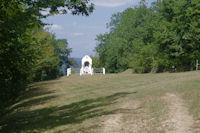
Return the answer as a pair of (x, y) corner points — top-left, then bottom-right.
(95, 1), (157, 73)
(31, 29), (72, 81)
(0, 0), (94, 112)
(155, 0), (200, 71)
(91, 56), (102, 68)
(95, 0), (200, 73)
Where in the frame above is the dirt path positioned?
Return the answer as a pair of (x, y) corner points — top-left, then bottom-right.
(101, 100), (142, 133)
(101, 113), (123, 132)
(162, 93), (194, 133)
(101, 93), (195, 133)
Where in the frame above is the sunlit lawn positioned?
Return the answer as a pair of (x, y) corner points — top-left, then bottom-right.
(0, 71), (200, 132)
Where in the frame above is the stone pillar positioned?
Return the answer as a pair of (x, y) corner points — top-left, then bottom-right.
(103, 68), (106, 75)
(67, 68), (71, 77)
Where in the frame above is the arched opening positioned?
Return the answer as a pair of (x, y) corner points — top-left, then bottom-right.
(84, 61), (89, 67)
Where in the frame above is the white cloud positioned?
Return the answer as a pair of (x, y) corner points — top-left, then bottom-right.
(94, 2), (126, 7)
(51, 24), (62, 30)
(41, 10), (49, 16)
(92, 0), (138, 8)
(72, 22), (78, 26)
(40, 8), (50, 15)
(70, 32), (84, 36)
(45, 24), (63, 31)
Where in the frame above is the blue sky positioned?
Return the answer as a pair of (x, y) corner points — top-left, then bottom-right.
(43, 0), (155, 58)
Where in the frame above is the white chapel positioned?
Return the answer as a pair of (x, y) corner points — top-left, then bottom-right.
(80, 55), (93, 75)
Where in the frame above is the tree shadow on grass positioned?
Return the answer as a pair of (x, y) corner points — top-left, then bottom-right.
(0, 92), (136, 133)
(0, 80), (60, 120)
(1, 88), (56, 118)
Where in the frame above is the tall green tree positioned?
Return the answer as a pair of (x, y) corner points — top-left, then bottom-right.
(0, 0), (94, 110)
(96, 1), (157, 73)
(95, 0), (200, 73)
(155, 0), (200, 71)
(32, 29), (72, 81)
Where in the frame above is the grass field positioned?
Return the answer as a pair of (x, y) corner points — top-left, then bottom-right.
(0, 71), (200, 132)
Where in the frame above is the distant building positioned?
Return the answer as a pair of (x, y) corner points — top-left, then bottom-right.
(80, 55), (93, 75)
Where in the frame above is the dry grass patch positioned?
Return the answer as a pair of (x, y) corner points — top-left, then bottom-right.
(0, 71), (200, 132)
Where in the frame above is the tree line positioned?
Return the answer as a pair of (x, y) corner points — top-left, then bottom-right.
(95, 0), (200, 73)
(0, 0), (94, 113)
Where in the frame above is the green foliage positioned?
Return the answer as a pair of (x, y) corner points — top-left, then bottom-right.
(91, 56), (102, 68)
(155, 0), (200, 71)
(0, 0), (94, 113)
(32, 29), (72, 81)
(95, 0), (200, 73)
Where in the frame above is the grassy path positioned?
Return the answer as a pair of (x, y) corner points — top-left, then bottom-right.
(101, 99), (141, 133)
(0, 72), (200, 132)
(162, 93), (194, 133)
